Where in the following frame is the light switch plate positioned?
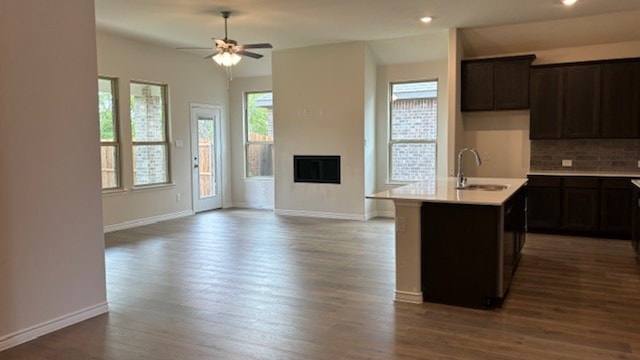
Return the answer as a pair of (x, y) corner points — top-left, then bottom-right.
(562, 159), (572, 167)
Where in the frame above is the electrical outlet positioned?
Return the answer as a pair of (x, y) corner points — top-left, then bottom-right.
(637, 160), (640, 168)
(562, 159), (573, 167)
(176, 193), (181, 201)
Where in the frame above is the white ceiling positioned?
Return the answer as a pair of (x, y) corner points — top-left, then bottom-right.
(95, 0), (640, 77)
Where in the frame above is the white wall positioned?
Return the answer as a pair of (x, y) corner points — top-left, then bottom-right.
(0, 0), (107, 349)
(97, 31), (232, 229)
(363, 45), (378, 219)
(373, 58), (449, 217)
(272, 42), (368, 219)
(229, 76), (275, 209)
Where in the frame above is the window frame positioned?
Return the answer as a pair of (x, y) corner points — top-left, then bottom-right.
(98, 76), (122, 191)
(244, 90), (274, 179)
(388, 79), (438, 184)
(129, 80), (171, 187)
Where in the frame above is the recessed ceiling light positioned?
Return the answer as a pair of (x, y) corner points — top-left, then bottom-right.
(420, 16), (433, 24)
(562, 0), (578, 6)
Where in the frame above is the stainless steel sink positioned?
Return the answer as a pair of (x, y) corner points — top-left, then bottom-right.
(456, 184), (509, 191)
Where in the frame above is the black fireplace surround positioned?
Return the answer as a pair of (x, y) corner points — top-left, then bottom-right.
(293, 155), (340, 184)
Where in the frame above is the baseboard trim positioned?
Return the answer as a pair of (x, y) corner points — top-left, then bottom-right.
(0, 302), (109, 352)
(232, 202), (274, 210)
(274, 209), (365, 221)
(104, 210), (194, 233)
(394, 291), (423, 304)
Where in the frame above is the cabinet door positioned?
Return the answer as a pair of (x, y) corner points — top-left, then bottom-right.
(461, 61), (494, 111)
(563, 64), (601, 138)
(530, 67), (563, 139)
(562, 177), (599, 232)
(600, 178), (633, 237)
(494, 58), (532, 110)
(601, 61), (640, 138)
(527, 176), (562, 230)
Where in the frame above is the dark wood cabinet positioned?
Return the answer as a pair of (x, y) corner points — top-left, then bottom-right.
(600, 178), (633, 236)
(461, 60), (494, 111)
(562, 177), (599, 232)
(421, 186), (526, 309)
(528, 175), (633, 238)
(632, 185), (640, 261)
(462, 55), (535, 112)
(527, 176), (562, 230)
(601, 61), (640, 138)
(529, 66), (563, 139)
(563, 64), (601, 138)
(530, 57), (640, 139)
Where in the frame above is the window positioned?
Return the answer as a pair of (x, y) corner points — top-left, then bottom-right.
(245, 91), (274, 177)
(130, 82), (170, 186)
(389, 80), (438, 182)
(98, 77), (120, 189)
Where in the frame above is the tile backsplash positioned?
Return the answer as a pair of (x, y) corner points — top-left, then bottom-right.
(530, 139), (640, 172)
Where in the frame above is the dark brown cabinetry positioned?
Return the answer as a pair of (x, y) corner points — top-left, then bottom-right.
(462, 55), (535, 112)
(530, 67), (563, 139)
(600, 178), (633, 236)
(527, 176), (562, 229)
(561, 177), (599, 231)
(632, 184), (640, 262)
(421, 187), (526, 309)
(601, 61), (640, 138)
(527, 175), (633, 238)
(563, 65), (601, 138)
(530, 58), (640, 139)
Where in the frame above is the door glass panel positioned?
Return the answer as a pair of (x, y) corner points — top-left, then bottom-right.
(198, 117), (215, 198)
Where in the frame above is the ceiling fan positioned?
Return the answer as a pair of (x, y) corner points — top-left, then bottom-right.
(183, 11), (273, 67)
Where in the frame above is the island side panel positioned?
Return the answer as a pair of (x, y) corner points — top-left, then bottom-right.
(393, 200), (423, 303)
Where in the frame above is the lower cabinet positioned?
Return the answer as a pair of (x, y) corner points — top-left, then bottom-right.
(528, 175), (633, 238)
(421, 187), (526, 309)
(562, 177), (599, 232)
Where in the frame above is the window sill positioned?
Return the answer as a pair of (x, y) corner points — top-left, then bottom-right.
(132, 183), (176, 192)
(102, 188), (128, 197)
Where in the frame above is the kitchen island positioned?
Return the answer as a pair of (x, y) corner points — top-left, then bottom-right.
(368, 177), (527, 307)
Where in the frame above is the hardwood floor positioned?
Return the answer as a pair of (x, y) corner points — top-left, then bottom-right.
(2, 209), (640, 359)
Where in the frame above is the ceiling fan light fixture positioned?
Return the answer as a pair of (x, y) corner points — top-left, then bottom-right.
(562, 0), (578, 6)
(213, 51), (242, 67)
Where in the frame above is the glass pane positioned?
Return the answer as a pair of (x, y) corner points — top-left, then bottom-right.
(100, 145), (119, 189)
(247, 143), (274, 177)
(130, 83), (166, 142)
(391, 143), (436, 182)
(133, 144), (168, 186)
(246, 92), (274, 142)
(198, 118), (215, 198)
(391, 81), (438, 141)
(98, 78), (116, 142)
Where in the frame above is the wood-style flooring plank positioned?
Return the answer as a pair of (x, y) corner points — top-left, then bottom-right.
(1, 209), (640, 359)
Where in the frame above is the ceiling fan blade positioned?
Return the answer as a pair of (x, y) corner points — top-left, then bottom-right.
(239, 43), (273, 50)
(236, 51), (264, 59)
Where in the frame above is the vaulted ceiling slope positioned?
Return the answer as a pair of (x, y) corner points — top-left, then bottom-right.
(95, 0), (640, 77)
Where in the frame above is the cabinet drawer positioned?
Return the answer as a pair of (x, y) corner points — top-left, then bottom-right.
(563, 177), (598, 188)
(527, 176), (562, 187)
(601, 178), (633, 189)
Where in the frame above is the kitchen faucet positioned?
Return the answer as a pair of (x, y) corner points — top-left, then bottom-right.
(456, 148), (482, 188)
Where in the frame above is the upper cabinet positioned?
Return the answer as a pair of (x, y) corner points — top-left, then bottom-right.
(601, 61), (640, 138)
(563, 64), (601, 138)
(530, 66), (563, 139)
(461, 55), (536, 112)
(530, 58), (640, 139)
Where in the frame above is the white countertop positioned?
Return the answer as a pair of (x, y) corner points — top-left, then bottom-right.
(367, 177), (527, 206)
(529, 170), (640, 178)
(632, 180), (640, 189)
